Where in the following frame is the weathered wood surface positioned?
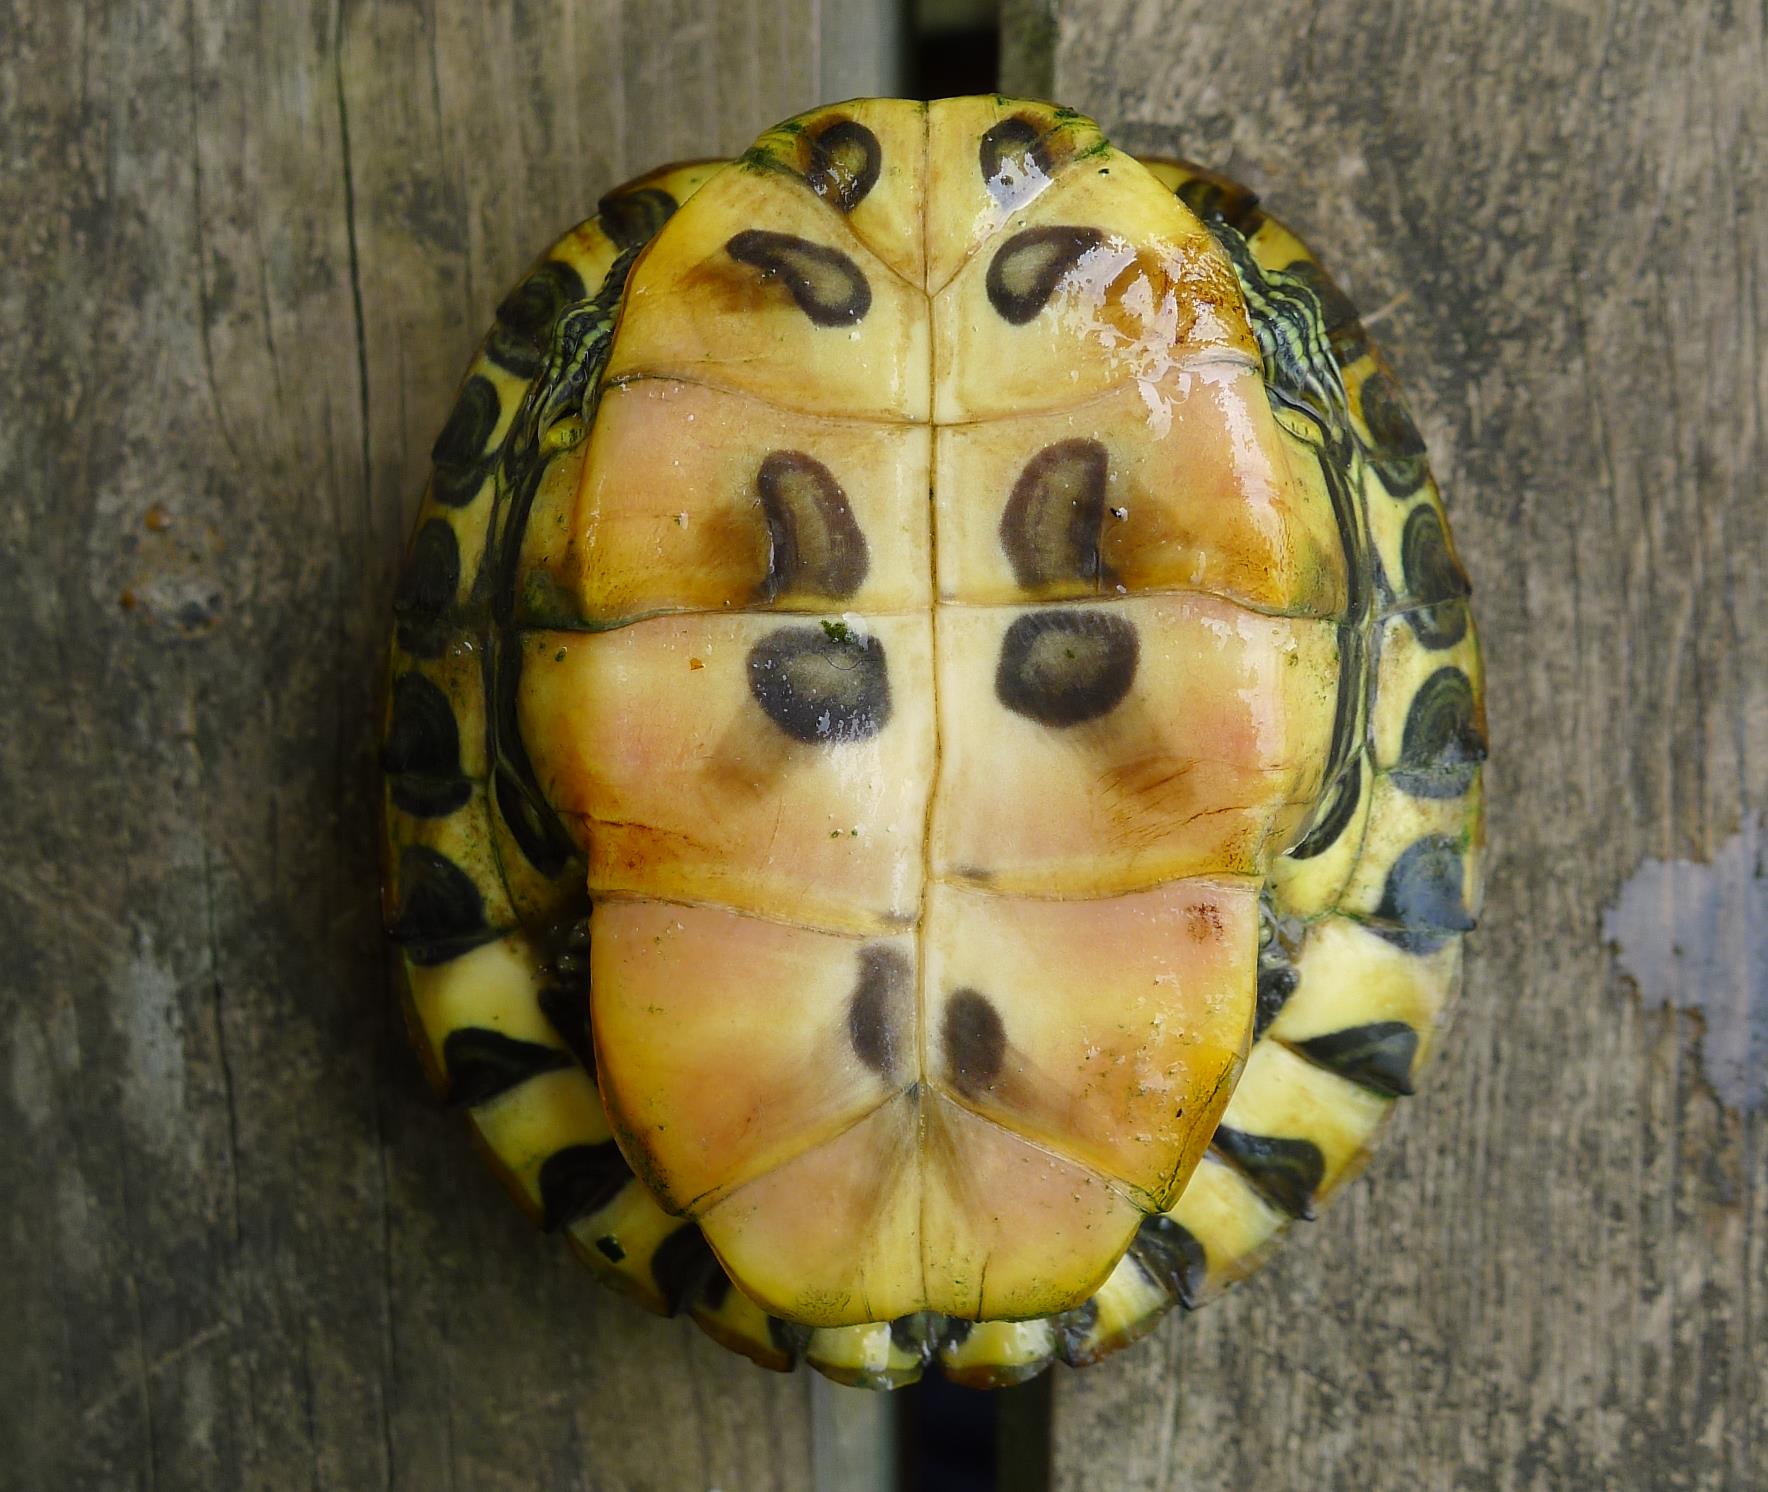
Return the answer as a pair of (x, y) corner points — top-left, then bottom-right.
(1011, 2), (1768, 1488)
(0, 3), (896, 1488)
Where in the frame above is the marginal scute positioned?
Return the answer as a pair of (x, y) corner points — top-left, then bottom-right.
(725, 229), (872, 327)
(1357, 368), (1428, 496)
(746, 625), (893, 744)
(392, 519), (461, 656)
(1374, 834), (1477, 952)
(651, 1223), (720, 1314)
(488, 260), (588, 375)
(1127, 1214), (1208, 1309)
(985, 225), (1106, 323)
(994, 608), (1138, 726)
(1394, 666), (1486, 797)
(382, 672), (471, 818)
(596, 186), (678, 251)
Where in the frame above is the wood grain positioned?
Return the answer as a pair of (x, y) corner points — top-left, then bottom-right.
(1007, 2), (1768, 1487)
(0, 3), (897, 1487)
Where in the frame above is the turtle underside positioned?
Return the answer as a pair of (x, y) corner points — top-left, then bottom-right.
(381, 96), (1485, 1388)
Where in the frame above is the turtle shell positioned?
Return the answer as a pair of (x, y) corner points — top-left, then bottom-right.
(381, 99), (1484, 1388)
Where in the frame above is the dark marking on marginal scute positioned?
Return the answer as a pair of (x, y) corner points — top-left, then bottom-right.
(995, 609), (1138, 727)
(1255, 963), (1300, 1040)
(1394, 666), (1485, 798)
(382, 672), (471, 817)
(594, 1235), (625, 1263)
(430, 374), (502, 505)
(596, 187), (678, 251)
(848, 944), (912, 1080)
(494, 767), (574, 879)
(1210, 1126), (1325, 1220)
(386, 847), (495, 965)
(651, 1224), (719, 1315)
(538, 1142), (631, 1231)
(805, 118), (881, 213)
(537, 982), (596, 1077)
(938, 1317), (975, 1351)
(1294, 1021), (1420, 1098)
(441, 1028), (572, 1107)
(889, 1313), (936, 1362)
(725, 230), (871, 327)
(1174, 175), (1263, 235)
(392, 519), (460, 657)
(1053, 1298), (1101, 1365)
(1128, 1214), (1209, 1310)
(1360, 369), (1428, 496)
(999, 438), (1112, 589)
(768, 1315), (813, 1358)
(756, 451), (869, 601)
(1398, 506), (1471, 646)
(1289, 756), (1363, 860)
(1373, 834), (1476, 953)
(942, 989), (1006, 1098)
(985, 225), (1106, 324)
(746, 625), (892, 744)
(487, 260), (588, 376)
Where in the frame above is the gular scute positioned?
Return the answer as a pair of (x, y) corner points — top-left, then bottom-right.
(756, 450), (870, 601)
(725, 229), (872, 326)
(806, 119), (882, 213)
(985, 225), (1106, 324)
(848, 944), (913, 1079)
(942, 988), (1007, 1098)
(999, 438), (1111, 588)
(746, 625), (892, 743)
(994, 608), (1139, 726)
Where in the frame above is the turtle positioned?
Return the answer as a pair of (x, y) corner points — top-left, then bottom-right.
(379, 96), (1485, 1390)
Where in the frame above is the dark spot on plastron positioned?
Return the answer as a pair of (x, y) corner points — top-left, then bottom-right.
(386, 847), (495, 965)
(848, 945), (912, 1080)
(430, 374), (501, 504)
(440, 1028), (573, 1107)
(995, 608), (1138, 727)
(1360, 370), (1428, 496)
(1294, 1021), (1420, 1098)
(538, 1142), (632, 1231)
(495, 766), (573, 878)
(942, 988), (1006, 1098)
(393, 519), (460, 656)
(537, 983), (596, 1076)
(746, 625), (891, 744)
(999, 438), (1112, 589)
(652, 1225), (719, 1315)
(979, 116), (1049, 190)
(805, 118), (881, 212)
(1289, 756), (1363, 859)
(594, 1234), (625, 1263)
(1210, 1126), (1325, 1220)
(755, 450), (869, 601)
(1053, 1298), (1101, 1365)
(985, 225), (1106, 324)
(1373, 834), (1476, 953)
(382, 672), (471, 817)
(1254, 963), (1299, 1039)
(1394, 666), (1485, 798)
(725, 230), (871, 327)
(596, 186), (678, 251)
(1128, 1214), (1208, 1309)
(488, 260), (587, 376)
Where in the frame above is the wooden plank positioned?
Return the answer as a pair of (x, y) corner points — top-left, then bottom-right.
(1008, 2), (1767, 1487)
(0, 3), (904, 1488)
